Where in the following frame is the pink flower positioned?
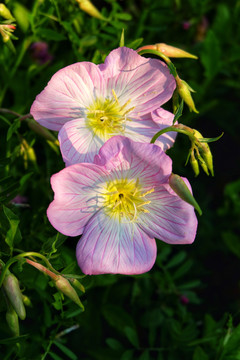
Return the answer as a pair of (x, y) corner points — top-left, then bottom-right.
(47, 136), (198, 275)
(30, 47), (176, 165)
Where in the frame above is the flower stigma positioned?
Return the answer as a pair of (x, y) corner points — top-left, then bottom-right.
(86, 90), (135, 140)
(103, 178), (154, 222)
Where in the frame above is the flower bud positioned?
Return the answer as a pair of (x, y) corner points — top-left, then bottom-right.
(22, 294), (32, 307)
(176, 77), (198, 113)
(156, 43), (198, 59)
(3, 271), (26, 320)
(197, 154), (209, 176)
(70, 278), (85, 293)
(169, 173), (202, 215)
(190, 151), (200, 177)
(0, 4), (15, 20)
(193, 130), (214, 176)
(54, 275), (84, 309)
(76, 0), (107, 21)
(6, 305), (19, 337)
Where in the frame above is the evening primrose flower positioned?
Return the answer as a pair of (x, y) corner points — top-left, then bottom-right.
(30, 47), (176, 165)
(47, 136), (197, 275)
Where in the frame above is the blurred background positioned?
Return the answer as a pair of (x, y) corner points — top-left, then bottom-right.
(0, 0), (240, 359)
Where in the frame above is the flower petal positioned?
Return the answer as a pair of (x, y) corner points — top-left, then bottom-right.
(59, 119), (105, 165)
(76, 209), (157, 275)
(30, 62), (105, 131)
(138, 181), (198, 244)
(99, 47), (176, 116)
(94, 135), (172, 185)
(47, 163), (108, 236)
(125, 108), (176, 151)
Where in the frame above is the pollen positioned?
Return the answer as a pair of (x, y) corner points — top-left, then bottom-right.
(103, 178), (154, 222)
(86, 90), (134, 140)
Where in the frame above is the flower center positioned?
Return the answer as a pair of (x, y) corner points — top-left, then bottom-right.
(103, 178), (154, 222)
(86, 90), (134, 140)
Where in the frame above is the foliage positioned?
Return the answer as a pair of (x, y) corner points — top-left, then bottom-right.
(0, 0), (239, 359)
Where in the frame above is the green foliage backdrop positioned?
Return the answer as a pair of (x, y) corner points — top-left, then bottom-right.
(0, 0), (240, 359)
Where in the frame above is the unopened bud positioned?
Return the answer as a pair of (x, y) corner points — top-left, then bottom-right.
(190, 151), (200, 177)
(169, 173), (202, 215)
(76, 0), (107, 21)
(176, 77), (198, 113)
(6, 305), (19, 337)
(70, 278), (85, 293)
(22, 294), (32, 307)
(54, 275), (84, 309)
(156, 43), (198, 59)
(3, 272), (26, 320)
(193, 130), (214, 176)
(0, 4), (15, 20)
(197, 154), (209, 175)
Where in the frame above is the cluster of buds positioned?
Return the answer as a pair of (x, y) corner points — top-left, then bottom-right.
(0, 3), (16, 50)
(137, 43), (198, 113)
(0, 262), (26, 336)
(187, 128), (214, 177)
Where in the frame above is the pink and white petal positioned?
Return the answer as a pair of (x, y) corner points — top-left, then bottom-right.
(76, 209), (157, 275)
(47, 163), (108, 236)
(30, 62), (105, 131)
(99, 47), (176, 117)
(138, 184), (198, 245)
(150, 108), (177, 150)
(59, 119), (105, 165)
(94, 136), (172, 186)
(124, 112), (175, 151)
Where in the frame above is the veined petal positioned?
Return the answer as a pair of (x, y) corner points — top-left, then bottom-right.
(99, 47), (176, 117)
(59, 119), (105, 165)
(30, 62), (105, 131)
(138, 182), (198, 245)
(94, 136), (172, 186)
(76, 209), (157, 275)
(47, 163), (108, 236)
(125, 108), (176, 151)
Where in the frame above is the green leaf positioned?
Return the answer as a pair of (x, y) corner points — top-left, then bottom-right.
(222, 232), (240, 258)
(115, 13), (132, 21)
(12, 2), (29, 32)
(173, 99), (184, 124)
(48, 352), (64, 360)
(106, 338), (123, 351)
(124, 326), (139, 348)
(0, 334), (28, 344)
(35, 28), (66, 41)
(121, 349), (134, 360)
(6, 118), (21, 141)
(53, 341), (78, 360)
(126, 38), (143, 50)
(139, 350), (150, 360)
(200, 30), (221, 78)
(102, 305), (135, 333)
(193, 346), (209, 360)
(3, 205), (22, 250)
(165, 251), (187, 269)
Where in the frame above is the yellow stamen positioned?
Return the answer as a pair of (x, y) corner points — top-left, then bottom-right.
(102, 178), (154, 222)
(86, 90), (134, 140)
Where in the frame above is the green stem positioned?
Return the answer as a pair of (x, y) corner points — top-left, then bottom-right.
(0, 252), (59, 287)
(150, 125), (196, 144)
